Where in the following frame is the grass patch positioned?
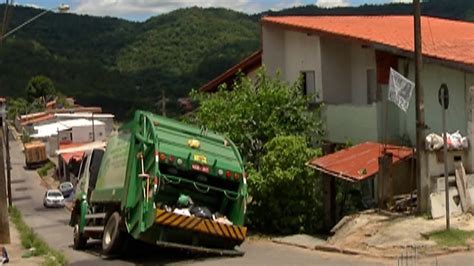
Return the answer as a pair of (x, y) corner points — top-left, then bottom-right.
(37, 161), (55, 177)
(9, 206), (67, 266)
(428, 228), (474, 247)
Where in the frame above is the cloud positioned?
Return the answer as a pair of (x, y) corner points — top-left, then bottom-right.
(316, 0), (350, 8)
(73, 0), (305, 18)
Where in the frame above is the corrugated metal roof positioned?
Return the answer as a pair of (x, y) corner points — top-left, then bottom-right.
(54, 113), (114, 118)
(31, 119), (105, 138)
(20, 113), (55, 126)
(307, 142), (413, 182)
(262, 16), (474, 70)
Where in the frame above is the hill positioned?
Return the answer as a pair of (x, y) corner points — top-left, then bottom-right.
(1, 1), (474, 119)
(0, 6), (259, 118)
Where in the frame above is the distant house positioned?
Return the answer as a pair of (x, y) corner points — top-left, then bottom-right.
(31, 118), (106, 156)
(16, 106), (104, 133)
(54, 112), (115, 135)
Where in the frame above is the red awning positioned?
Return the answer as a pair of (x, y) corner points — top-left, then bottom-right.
(307, 142), (413, 182)
(58, 142), (86, 164)
(60, 152), (84, 163)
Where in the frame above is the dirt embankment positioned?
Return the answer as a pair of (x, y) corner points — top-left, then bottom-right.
(328, 210), (474, 258)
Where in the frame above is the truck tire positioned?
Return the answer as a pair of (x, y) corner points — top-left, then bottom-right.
(102, 212), (124, 255)
(73, 224), (87, 250)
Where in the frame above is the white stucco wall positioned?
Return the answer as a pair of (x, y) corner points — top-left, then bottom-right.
(320, 38), (351, 104)
(71, 125), (106, 143)
(393, 61), (472, 145)
(320, 38), (376, 105)
(350, 44), (377, 105)
(262, 25), (285, 77)
(262, 25), (323, 101)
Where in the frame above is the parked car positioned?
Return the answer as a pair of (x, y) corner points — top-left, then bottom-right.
(58, 182), (74, 198)
(43, 189), (65, 208)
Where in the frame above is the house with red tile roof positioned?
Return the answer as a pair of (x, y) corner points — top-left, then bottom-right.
(261, 15), (474, 147)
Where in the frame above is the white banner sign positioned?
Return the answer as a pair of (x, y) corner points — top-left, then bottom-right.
(388, 68), (415, 112)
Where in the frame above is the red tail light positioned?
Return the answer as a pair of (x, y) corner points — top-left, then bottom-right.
(225, 170), (231, 180)
(168, 155), (175, 163)
(159, 153), (167, 161)
(234, 173), (240, 181)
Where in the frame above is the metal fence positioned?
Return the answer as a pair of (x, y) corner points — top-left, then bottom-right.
(397, 245), (418, 266)
(396, 245), (439, 266)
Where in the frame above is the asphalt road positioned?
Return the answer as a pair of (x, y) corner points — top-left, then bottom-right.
(9, 138), (474, 265)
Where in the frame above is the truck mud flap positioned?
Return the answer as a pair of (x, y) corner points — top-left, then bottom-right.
(154, 240), (244, 257)
(155, 209), (247, 243)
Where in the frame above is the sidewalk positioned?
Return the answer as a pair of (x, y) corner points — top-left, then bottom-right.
(1, 219), (43, 266)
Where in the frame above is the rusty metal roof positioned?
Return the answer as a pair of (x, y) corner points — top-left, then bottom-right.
(307, 142), (413, 182)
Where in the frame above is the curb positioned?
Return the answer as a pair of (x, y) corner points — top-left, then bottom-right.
(273, 238), (474, 259)
(271, 239), (372, 257)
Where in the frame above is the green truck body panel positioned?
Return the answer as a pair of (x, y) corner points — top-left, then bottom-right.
(85, 110), (247, 250)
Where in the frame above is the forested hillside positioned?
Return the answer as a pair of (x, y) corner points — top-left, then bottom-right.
(0, 0), (473, 118)
(0, 6), (259, 118)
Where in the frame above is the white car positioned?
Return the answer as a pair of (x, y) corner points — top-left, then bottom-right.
(43, 189), (65, 208)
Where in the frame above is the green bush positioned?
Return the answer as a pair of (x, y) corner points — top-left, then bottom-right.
(190, 68), (323, 168)
(37, 161), (55, 177)
(248, 136), (322, 234)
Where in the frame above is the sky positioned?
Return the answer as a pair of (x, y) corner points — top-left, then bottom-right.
(13, 0), (412, 21)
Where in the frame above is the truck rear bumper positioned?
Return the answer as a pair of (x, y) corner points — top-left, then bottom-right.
(155, 209), (247, 243)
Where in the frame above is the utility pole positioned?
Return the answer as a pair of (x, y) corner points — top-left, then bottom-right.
(5, 123), (11, 207)
(91, 112), (95, 142)
(0, 0), (13, 244)
(440, 84), (450, 230)
(414, 0), (427, 213)
(0, 126), (10, 244)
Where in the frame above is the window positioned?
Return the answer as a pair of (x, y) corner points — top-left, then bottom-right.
(301, 71), (319, 103)
(367, 69), (377, 104)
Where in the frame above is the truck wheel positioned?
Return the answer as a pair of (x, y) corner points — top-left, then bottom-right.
(102, 212), (124, 255)
(73, 224), (87, 250)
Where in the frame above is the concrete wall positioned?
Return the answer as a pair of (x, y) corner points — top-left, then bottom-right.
(320, 38), (351, 104)
(324, 103), (380, 143)
(320, 38), (376, 105)
(393, 60), (472, 145)
(262, 25), (472, 149)
(262, 25), (285, 77)
(71, 125), (106, 143)
(262, 25), (323, 101)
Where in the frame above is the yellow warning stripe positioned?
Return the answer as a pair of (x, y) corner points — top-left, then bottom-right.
(155, 210), (247, 241)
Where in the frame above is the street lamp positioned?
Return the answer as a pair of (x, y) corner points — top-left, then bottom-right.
(0, 3), (70, 41)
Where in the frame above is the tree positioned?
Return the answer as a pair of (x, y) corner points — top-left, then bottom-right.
(190, 68), (325, 234)
(26, 75), (56, 103)
(190, 68), (324, 167)
(248, 136), (322, 234)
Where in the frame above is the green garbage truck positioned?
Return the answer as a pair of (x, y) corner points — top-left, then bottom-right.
(69, 110), (248, 255)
